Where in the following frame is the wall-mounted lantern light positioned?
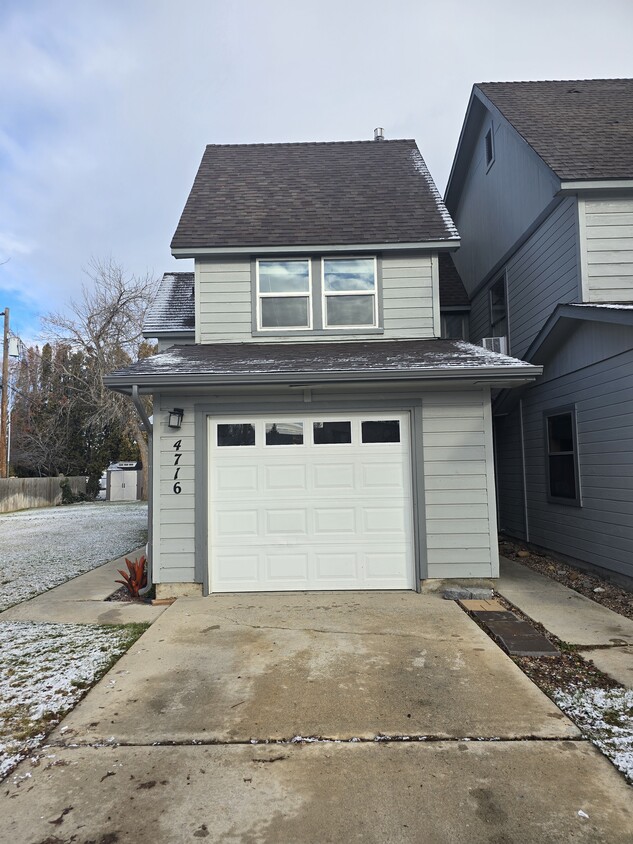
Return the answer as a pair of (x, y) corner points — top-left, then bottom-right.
(168, 408), (184, 429)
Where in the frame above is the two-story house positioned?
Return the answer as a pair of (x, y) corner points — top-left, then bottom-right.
(445, 79), (633, 584)
(106, 137), (539, 597)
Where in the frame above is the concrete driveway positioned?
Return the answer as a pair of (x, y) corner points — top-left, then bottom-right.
(2, 591), (632, 842)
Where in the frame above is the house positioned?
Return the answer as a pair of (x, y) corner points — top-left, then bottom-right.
(444, 78), (633, 585)
(105, 137), (540, 597)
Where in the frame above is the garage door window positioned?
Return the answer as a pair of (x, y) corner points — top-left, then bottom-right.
(361, 420), (400, 443)
(265, 422), (304, 445)
(313, 420), (352, 444)
(217, 423), (256, 447)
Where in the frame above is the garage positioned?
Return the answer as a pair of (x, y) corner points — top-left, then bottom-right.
(208, 412), (415, 592)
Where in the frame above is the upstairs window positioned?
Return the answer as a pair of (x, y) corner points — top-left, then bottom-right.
(323, 258), (377, 328)
(257, 260), (312, 330)
(489, 275), (508, 338)
(484, 126), (495, 170)
(545, 408), (581, 505)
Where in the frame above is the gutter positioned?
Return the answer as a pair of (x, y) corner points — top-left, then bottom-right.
(105, 365), (542, 392)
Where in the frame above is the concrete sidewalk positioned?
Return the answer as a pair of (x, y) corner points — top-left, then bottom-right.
(1, 561), (633, 841)
(0, 549), (166, 625)
(498, 556), (633, 688)
(1, 584), (632, 842)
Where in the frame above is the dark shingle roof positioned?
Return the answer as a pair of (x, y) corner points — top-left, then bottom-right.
(171, 140), (458, 250)
(438, 254), (469, 308)
(477, 79), (633, 181)
(143, 273), (195, 335)
(106, 339), (536, 388)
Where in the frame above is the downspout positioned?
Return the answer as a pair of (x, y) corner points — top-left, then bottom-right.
(519, 398), (530, 543)
(131, 385), (154, 596)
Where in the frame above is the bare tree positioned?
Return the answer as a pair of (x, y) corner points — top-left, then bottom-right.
(43, 257), (157, 498)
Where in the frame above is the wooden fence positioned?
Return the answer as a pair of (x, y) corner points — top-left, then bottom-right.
(0, 476), (87, 514)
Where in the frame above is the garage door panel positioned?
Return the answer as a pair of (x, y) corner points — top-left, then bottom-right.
(314, 508), (357, 534)
(313, 462), (355, 490)
(209, 413), (414, 592)
(265, 463), (308, 490)
(362, 506), (407, 533)
(265, 509), (308, 535)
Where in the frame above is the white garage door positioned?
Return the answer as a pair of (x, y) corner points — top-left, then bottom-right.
(208, 413), (415, 592)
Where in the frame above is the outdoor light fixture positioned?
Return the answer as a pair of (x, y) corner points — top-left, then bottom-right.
(168, 408), (184, 429)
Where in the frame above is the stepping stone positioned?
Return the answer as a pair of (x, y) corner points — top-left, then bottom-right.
(460, 599), (506, 612)
(482, 618), (559, 657)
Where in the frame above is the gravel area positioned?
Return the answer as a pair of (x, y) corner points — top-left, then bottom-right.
(500, 538), (633, 621)
(0, 501), (148, 611)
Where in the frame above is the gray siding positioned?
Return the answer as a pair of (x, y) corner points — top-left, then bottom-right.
(495, 407), (526, 539)
(422, 389), (498, 578)
(196, 253), (437, 343)
(450, 111), (559, 297)
(468, 198), (580, 359)
(581, 197), (633, 302)
(509, 322), (633, 580)
(152, 394), (197, 583)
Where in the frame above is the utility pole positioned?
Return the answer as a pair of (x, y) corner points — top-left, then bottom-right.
(0, 308), (9, 478)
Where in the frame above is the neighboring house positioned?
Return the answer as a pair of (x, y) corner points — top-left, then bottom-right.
(445, 78), (633, 584)
(106, 137), (539, 597)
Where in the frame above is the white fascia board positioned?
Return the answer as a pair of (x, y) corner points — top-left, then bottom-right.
(172, 240), (460, 258)
(559, 179), (633, 192)
(142, 330), (194, 339)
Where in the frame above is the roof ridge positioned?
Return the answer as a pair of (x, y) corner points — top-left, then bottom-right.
(477, 77), (633, 85)
(203, 139), (417, 149)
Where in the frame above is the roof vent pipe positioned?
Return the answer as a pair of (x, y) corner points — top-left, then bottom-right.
(374, 127), (384, 141)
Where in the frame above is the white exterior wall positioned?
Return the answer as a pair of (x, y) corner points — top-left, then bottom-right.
(196, 253), (438, 343)
(153, 394), (197, 584)
(580, 197), (633, 302)
(422, 389), (498, 579)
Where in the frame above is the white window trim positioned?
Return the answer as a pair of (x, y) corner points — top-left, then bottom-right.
(256, 258), (313, 331)
(321, 256), (378, 330)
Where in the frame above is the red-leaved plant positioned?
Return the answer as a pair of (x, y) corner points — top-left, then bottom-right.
(115, 555), (148, 598)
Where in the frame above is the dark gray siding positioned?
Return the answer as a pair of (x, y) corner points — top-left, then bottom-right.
(450, 111), (560, 297)
(468, 198), (580, 358)
(512, 322), (633, 579)
(495, 407), (526, 539)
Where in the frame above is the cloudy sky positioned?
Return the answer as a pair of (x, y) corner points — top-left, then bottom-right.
(1, 0), (632, 342)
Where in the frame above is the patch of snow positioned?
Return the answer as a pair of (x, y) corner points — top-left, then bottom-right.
(554, 686), (633, 782)
(0, 621), (138, 779)
(408, 148), (459, 239)
(569, 303), (633, 310)
(0, 501), (147, 611)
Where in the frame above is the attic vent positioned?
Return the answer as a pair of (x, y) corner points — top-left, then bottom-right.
(482, 336), (508, 355)
(567, 88), (582, 94)
(374, 127), (384, 141)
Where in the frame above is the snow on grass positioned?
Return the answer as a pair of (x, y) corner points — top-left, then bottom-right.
(0, 620), (147, 779)
(554, 686), (633, 782)
(0, 501), (148, 611)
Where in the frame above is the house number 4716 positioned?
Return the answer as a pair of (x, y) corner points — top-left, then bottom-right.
(172, 439), (182, 494)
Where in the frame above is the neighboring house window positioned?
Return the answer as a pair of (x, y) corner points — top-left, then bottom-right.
(489, 275), (508, 337)
(484, 126), (495, 170)
(441, 312), (468, 340)
(257, 259), (312, 330)
(322, 258), (377, 328)
(545, 407), (581, 505)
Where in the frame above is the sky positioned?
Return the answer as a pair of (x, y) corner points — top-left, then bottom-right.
(1, 0), (633, 344)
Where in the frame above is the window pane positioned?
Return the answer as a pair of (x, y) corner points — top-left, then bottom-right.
(313, 421), (352, 444)
(217, 423), (255, 447)
(326, 295), (375, 327)
(441, 313), (467, 340)
(548, 414), (574, 453)
(259, 260), (309, 293)
(324, 258), (375, 292)
(549, 454), (576, 499)
(362, 420), (400, 443)
(261, 297), (309, 328)
(266, 422), (304, 445)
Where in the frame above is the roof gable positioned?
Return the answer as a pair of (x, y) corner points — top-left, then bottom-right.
(171, 140), (458, 252)
(477, 79), (633, 181)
